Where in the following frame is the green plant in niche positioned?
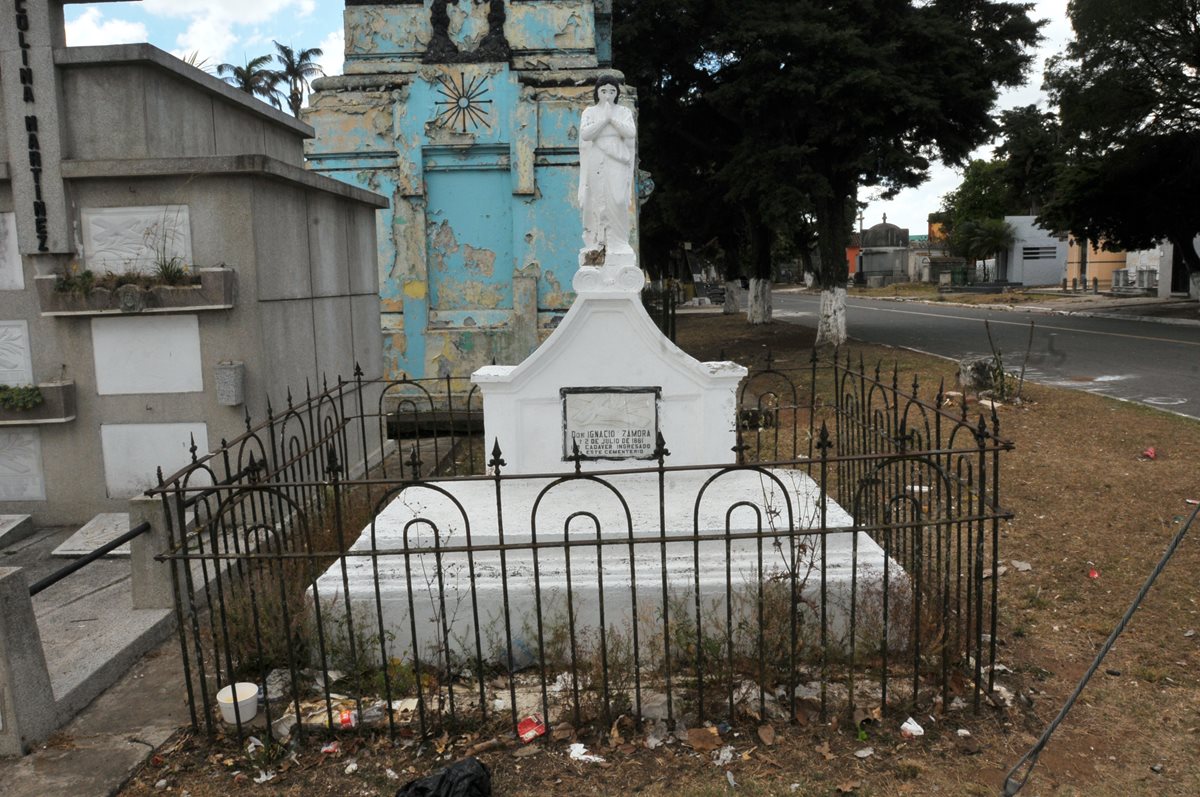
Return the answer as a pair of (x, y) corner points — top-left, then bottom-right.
(55, 264), (96, 296)
(0, 385), (44, 411)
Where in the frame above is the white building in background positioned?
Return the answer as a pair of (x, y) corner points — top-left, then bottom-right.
(1000, 216), (1068, 286)
(1127, 238), (1200, 299)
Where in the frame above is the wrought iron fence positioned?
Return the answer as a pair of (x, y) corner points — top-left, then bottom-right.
(150, 354), (1009, 744)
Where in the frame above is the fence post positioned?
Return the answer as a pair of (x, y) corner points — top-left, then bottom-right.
(129, 495), (177, 610)
(0, 568), (57, 755)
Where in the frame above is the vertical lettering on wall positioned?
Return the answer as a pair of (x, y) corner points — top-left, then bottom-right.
(13, 2), (47, 250)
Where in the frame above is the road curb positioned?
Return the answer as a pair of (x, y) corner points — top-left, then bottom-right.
(796, 292), (1200, 328)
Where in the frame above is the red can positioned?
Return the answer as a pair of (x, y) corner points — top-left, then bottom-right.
(517, 713), (546, 743)
(339, 709), (357, 728)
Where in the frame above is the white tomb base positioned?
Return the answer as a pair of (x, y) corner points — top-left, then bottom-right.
(311, 468), (909, 663)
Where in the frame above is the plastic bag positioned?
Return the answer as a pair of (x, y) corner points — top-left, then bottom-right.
(395, 757), (492, 797)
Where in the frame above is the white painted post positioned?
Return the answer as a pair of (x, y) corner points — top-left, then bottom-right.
(0, 568), (56, 755)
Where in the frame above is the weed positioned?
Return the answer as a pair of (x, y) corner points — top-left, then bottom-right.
(154, 255), (192, 286)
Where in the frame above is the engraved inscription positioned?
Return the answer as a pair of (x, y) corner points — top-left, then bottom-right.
(562, 388), (658, 460)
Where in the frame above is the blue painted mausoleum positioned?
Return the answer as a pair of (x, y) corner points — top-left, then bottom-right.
(306, 0), (635, 379)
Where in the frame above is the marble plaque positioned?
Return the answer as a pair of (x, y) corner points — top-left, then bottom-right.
(562, 387), (659, 461)
(80, 205), (192, 274)
(0, 321), (34, 386)
(92, 315), (203, 395)
(0, 213), (23, 290)
(101, 422), (209, 498)
(0, 429), (46, 501)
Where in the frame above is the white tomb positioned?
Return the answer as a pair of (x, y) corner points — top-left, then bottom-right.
(312, 80), (905, 667)
(313, 241), (907, 663)
(471, 259), (745, 474)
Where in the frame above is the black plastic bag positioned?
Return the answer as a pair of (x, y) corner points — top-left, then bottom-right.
(395, 757), (491, 797)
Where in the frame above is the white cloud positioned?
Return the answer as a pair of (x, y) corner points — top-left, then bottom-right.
(176, 15), (237, 65)
(64, 8), (148, 47)
(316, 30), (345, 80)
(137, 0), (322, 68)
(141, 0), (300, 26)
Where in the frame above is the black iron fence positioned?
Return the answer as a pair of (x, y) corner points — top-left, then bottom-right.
(151, 354), (1009, 743)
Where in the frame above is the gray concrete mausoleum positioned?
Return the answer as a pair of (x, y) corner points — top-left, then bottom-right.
(0, 0), (387, 525)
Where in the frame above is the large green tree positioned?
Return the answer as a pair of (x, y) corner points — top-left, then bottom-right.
(618, 0), (1041, 340)
(939, 159), (1020, 235)
(613, 0), (716, 272)
(995, 105), (1061, 216)
(1041, 0), (1200, 294)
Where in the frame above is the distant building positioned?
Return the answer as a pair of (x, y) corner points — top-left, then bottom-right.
(859, 219), (909, 284)
(999, 216), (1067, 286)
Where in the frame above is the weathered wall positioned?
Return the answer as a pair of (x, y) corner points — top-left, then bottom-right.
(307, 0), (632, 379)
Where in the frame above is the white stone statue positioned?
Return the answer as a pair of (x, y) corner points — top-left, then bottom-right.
(578, 76), (636, 263)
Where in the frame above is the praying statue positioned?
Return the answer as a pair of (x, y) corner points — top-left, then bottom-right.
(578, 76), (636, 261)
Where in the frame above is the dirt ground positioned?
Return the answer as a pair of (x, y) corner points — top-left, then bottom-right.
(119, 313), (1200, 797)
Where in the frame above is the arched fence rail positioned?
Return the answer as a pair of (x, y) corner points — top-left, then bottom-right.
(148, 353), (1010, 742)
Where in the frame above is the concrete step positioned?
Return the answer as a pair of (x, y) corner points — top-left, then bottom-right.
(0, 514), (33, 548)
(51, 513), (130, 558)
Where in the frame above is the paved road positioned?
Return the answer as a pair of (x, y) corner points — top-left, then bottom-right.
(773, 292), (1200, 420)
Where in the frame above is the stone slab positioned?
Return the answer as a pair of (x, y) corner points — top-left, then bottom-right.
(314, 468), (907, 659)
(0, 514), (33, 548)
(51, 513), (130, 558)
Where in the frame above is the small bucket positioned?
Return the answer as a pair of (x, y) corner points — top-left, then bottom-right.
(216, 682), (259, 724)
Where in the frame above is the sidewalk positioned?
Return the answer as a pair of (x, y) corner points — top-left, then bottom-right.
(0, 637), (186, 797)
(0, 525), (184, 796)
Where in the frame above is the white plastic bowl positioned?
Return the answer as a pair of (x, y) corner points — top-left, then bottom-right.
(216, 682), (259, 724)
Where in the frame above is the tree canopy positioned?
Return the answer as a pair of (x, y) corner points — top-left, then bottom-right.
(1039, 0), (1200, 277)
(616, 0), (1042, 337)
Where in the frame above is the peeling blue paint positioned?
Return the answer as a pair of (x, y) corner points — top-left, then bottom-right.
(305, 1), (629, 380)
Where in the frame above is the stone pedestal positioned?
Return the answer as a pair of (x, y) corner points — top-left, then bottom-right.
(472, 259), (745, 474)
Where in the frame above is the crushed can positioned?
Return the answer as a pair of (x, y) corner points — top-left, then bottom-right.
(517, 713), (547, 743)
(339, 708), (358, 729)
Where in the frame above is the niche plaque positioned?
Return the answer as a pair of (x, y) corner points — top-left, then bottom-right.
(561, 387), (660, 461)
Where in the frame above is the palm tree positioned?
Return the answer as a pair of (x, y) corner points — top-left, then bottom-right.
(216, 54), (282, 108)
(272, 41), (324, 117)
(955, 218), (1015, 282)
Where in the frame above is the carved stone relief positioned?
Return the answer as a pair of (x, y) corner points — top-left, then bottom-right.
(0, 429), (46, 501)
(80, 205), (193, 274)
(0, 321), (34, 386)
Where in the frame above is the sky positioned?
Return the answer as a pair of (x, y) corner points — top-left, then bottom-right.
(64, 1), (1073, 236)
